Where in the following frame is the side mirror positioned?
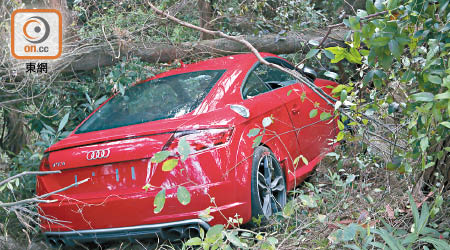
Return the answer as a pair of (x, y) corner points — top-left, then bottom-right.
(302, 66), (317, 81)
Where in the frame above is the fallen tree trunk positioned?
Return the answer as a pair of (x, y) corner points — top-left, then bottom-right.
(63, 30), (347, 72)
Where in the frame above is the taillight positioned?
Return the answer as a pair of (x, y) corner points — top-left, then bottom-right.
(164, 128), (233, 153)
(39, 152), (50, 171)
(36, 152), (50, 195)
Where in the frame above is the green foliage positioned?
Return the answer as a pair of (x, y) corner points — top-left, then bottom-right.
(329, 193), (449, 250)
(177, 186), (191, 205)
(153, 188), (166, 214)
(178, 137), (192, 162)
(321, 0), (450, 177)
(183, 225), (279, 250)
(162, 158), (178, 171)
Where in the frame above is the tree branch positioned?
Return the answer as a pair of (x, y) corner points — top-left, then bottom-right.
(147, 1), (338, 108)
(0, 170), (61, 187)
(318, 10), (388, 48)
(0, 177), (89, 208)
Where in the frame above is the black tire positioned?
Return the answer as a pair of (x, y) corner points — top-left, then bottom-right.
(250, 146), (287, 221)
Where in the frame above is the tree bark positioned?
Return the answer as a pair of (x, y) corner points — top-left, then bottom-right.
(424, 135), (450, 190)
(2, 109), (27, 156)
(63, 29), (346, 72)
(198, 0), (214, 40)
(48, 0), (72, 34)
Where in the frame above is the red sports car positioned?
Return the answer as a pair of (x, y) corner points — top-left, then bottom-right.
(37, 53), (339, 246)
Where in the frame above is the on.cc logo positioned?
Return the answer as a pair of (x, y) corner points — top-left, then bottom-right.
(22, 16), (50, 44)
(11, 9), (62, 59)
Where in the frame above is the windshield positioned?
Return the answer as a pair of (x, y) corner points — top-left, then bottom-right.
(76, 70), (225, 134)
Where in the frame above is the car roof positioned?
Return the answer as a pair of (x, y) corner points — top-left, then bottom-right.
(147, 52), (279, 79)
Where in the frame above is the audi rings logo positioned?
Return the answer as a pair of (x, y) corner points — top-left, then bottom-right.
(86, 149), (111, 160)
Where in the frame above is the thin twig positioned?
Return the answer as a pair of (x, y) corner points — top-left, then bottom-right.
(318, 10), (388, 48)
(0, 170), (61, 187)
(0, 178), (89, 207)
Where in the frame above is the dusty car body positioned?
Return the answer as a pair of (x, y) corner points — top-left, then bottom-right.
(37, 53), (339, 246)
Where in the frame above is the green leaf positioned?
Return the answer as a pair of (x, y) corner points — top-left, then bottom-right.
(287, 89), (292, 96)
(420, 137), (429, 152)
(178, 137), (191, 162)
(309, 109), (318, 118)
(154, 189), (166, 214)
(435, 91), (450, 100)
(294, 155), (309, 166)
(409, 193), (419, 231)
(417, 202), (430, 234)
(366, 0), (376, 14)
(420, 237), (450, 250)
(247, 128), (260, 138)
(326, 46), (347, 63)
(162, 159), (178, 171)
(252, 135), (263, 148)
(380, 55), (393, 70)
(388, 39), (401, 58)
(305, 49), (319, 59)
(206, 224), (224, 242)
(411, 92), (434, 102)
(323, 49), (335, 59)
(58, 112), (70, 132)
(177, 185), (191, 205)
(225, 232), (245, 247)
(142, 183), (151, 192)
(300, 155), (308, 165)
(332, 84), (345, 93)
(320, 112), (332, 121)
(372, 228), (404, 250)
(338, 120), (345, 130)
(300, 195), (317, 208)
(262, 116), (273, 127)
(387, 0), (399, 10)
(293, 156), (300, 166)
(283, 200), (295, 217)
(348, 16), (360, 30)
(151, 151), (171, 163)
(345, 48), (362, 64)
(440, 121), (450, 128)
(353, 31), (361, 48)
(342, 223), (359, 241)
(428, 75), (442, 84)
(340, 89), (347, 102)
(300, 91), (306, 102)
(185, 237), (202, 246)
(371, 36), (390, 47)
(337, 131), (345, 141)
(324, 71), (340, 80)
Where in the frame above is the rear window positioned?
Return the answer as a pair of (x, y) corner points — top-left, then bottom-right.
(76, 70), (225, 134)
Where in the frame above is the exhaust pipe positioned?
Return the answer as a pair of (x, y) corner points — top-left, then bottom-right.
(183, 226), (200, 238)
(163, 227), (184, 240)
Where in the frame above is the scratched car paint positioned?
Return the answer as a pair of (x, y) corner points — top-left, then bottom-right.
(37, 53), (339, 246)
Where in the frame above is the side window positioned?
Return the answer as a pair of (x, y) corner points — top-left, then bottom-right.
(254, 64), (296, 84)
(242, 62), (297, 99)
(242, 70), (271, 99)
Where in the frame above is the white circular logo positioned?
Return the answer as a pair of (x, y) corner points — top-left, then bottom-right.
(86, 149), (111, 160)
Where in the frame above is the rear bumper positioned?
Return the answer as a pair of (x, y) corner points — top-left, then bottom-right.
(44, 219), (209, 247)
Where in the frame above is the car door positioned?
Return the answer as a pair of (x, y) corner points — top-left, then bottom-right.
(244, 58), (337, 171)
(241, 61), (301, 185)
(284, 77), (337, 165)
